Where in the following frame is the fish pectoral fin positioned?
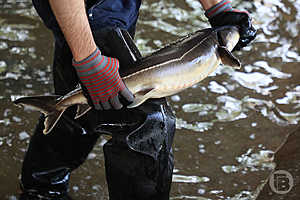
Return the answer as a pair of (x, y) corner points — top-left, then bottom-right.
(127, 88), (157, 108)
(75, 104), (92, 119)
(43, 108), (65, 135)
(218, 46), (241, 69)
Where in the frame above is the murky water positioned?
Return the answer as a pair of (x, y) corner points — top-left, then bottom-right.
(0, 0), (299, 199)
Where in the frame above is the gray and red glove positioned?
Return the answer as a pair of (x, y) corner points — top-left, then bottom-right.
(73, 48), (134, 110)
(205, 0), (257, 51)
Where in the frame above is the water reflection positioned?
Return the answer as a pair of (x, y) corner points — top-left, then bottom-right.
(0, 0), (300, 199)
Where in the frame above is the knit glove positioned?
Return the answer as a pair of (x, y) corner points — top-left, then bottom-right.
(73, 48), (134, 110)
(205, 0), (257, 51)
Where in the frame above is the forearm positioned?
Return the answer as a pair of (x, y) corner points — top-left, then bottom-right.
(49, 0), (96, 61)
(198, 0), (222, 10)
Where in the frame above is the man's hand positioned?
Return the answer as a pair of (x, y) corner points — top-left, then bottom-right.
(204, 0), (257, 50)
(73, 48), (134, 110)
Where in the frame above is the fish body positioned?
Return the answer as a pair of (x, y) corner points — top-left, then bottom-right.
(14, 26), (241, 134)
(122, 26), (240, 107)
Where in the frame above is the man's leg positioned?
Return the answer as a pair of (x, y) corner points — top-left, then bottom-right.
(86, 28), (177, 200)
(20, 115), (100, 199)
(103, 99), (176, 200)
(19, 38), (101, 199)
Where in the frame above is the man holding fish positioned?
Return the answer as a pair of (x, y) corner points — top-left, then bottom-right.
(19, 0), (256, 199)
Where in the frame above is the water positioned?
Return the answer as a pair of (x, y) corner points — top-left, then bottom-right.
(0, 0), (299, 199)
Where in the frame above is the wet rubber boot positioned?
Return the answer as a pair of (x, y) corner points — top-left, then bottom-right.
(19, 190), (74, 200)
(91, 28), (176, 200)
(20, 112), (100, 199)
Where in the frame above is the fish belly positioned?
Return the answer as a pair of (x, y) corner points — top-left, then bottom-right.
(124, 51), (221, 99)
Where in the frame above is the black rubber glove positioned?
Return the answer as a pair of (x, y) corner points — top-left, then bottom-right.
(205, 0), (257, 51)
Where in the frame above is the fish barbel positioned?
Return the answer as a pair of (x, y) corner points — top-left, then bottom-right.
(14, 26), (241, 134)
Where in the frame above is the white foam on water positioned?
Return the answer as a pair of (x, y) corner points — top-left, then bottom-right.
(172, 174), (210, 183)
(208, 81), (228, 94)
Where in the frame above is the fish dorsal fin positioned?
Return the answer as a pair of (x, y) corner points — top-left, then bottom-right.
(127, 88), (158, 108)
(106, 28), (143, 77)
(116, 28), (142, 62)
(218, 46), (241, 69)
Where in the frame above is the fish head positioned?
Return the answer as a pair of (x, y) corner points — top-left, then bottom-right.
(218, 26), (240, 51)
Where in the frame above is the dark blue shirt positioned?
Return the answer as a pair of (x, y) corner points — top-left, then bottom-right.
(32, 0), (141, 33)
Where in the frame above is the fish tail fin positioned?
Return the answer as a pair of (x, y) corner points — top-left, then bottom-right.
(13, 95), (66, 134)
(13, 95), (60, 113)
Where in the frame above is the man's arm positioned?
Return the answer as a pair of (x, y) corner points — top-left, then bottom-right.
(198, 0), (222, 10)
(49, 0), (96, 61)
(49, 0), (134, 110)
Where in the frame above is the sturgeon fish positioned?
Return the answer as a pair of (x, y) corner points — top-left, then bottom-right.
(14, 26), (241, 134)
